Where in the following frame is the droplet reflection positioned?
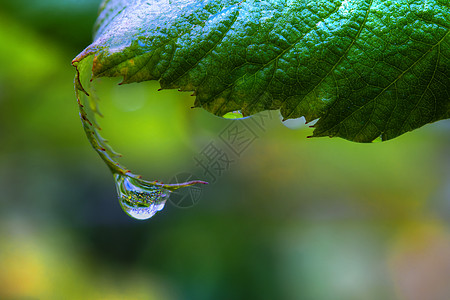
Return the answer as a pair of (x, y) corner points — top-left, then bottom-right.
(115, 174), (170, 220)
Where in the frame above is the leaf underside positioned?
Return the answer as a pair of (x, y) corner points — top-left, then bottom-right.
(73, 0), (450, 142)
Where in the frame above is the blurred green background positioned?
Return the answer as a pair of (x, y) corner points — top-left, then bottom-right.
(1, 1), (449, 299)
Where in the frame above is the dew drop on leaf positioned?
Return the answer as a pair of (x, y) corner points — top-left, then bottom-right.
(114, 174), (170, 220)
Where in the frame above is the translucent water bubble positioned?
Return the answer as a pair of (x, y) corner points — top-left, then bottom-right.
(114, 173), (170, 220)
(222, 110), (249, 120)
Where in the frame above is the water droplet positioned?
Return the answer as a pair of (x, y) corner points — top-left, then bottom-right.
(114, 173), (170, 220)
(222, 110), (248, 119)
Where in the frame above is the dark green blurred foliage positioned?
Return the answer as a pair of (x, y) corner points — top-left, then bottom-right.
(0, 0), (100, 55)
(0, 1), (449, 299)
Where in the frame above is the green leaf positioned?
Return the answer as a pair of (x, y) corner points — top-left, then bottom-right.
(73, 0), (450, 142)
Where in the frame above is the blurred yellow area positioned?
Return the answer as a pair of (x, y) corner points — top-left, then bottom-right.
(0, 2), (449, 299)
(0, 230), (174, 299)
